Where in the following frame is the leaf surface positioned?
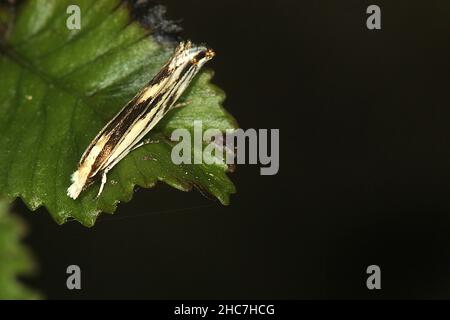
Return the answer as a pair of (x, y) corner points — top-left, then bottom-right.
(0, 199), (40, 299)
(0, 0), (236, 226)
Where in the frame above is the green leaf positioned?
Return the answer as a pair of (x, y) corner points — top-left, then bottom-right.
(0, 199), (40, 299)
(0, 0), (237, 226)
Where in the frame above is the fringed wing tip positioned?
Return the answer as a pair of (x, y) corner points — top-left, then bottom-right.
(67, 171), (82, 200)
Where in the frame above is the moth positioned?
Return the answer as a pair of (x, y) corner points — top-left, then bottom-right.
(67, 41), (215, 200)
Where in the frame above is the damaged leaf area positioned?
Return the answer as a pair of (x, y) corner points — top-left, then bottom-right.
(0, 0), (237, 226)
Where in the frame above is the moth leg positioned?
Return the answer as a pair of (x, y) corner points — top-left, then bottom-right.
(96, 171), (108, 198)
(173, 99), (192, 109)
(131, 138), (160, 152)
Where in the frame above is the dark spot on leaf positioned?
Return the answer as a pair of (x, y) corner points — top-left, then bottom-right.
(126, 0), (182, 44)
(0, 0), (18, 39)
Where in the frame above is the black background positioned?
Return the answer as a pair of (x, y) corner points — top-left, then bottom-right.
(16, 0), (450, 299)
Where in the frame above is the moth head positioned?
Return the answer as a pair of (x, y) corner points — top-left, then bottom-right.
(191, 48), (215, 65)
(170, 41), (215, 69)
